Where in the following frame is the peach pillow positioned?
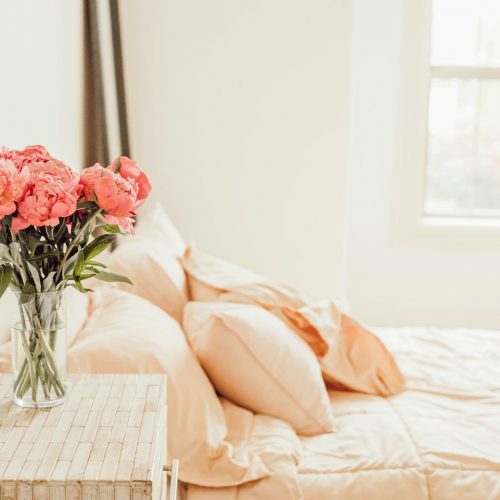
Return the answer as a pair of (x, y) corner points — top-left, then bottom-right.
(68, 287), (269, 487)
(181, 246), (405, 397)
(183, 301), (335, 435)
(105, 203), (188, 323)
(126, 202), (186, 257)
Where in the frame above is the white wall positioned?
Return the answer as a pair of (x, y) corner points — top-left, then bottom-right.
(0, 1), (84, 169)
(121, 0), (500, 328)
(120, 0), (352, 299)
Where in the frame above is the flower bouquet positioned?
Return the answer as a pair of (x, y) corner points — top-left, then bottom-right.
(0, 145), (151, 407)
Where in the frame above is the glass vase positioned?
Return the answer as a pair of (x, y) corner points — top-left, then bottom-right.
(11, 291), (67, 408)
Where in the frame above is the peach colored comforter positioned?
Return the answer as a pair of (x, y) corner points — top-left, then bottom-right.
(187, 327), (500, 500)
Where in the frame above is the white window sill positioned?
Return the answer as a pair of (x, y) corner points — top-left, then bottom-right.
(421, 215), (500, 230)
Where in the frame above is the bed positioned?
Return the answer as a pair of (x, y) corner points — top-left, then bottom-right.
(2, 204), (498, 500)
(186, 326), (500, 500)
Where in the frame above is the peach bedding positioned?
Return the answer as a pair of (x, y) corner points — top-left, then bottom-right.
(187, 327), (500, 500)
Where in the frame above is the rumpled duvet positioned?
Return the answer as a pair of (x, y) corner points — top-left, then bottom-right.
(187, 327), (500, 500)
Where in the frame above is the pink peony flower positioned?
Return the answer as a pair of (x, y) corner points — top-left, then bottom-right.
(94, 172), (137, 218)
(108, 156), (151, 206)
(79, 163), (111, 201)
(9, 145), (53, 170)
(93, 172), (138, 234)
(0, 158), (29, 219)
(11, 159), (81, 233)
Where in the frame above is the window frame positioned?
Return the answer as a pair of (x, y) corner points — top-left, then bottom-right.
(422, 1), (500, 222)
(394, 0), (500, 251)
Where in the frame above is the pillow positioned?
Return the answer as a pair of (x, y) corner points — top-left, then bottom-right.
(104, 203), (188, 323)
(105, 242), (188, 323)
(183, 301), (335, 435)
(126, 202), (186, 257)
(182, 246), (331, 355)
(181, 246), (405, 396)
(68, 287), (269, 487)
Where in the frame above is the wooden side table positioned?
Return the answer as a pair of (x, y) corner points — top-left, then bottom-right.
(0, 374), (168, 499)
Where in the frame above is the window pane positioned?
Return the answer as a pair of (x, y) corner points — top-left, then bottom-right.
(424, 78), (500, 216)
(431, 0), (500, 67)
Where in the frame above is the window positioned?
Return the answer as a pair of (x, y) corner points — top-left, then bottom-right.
(424, 0), (500, 219)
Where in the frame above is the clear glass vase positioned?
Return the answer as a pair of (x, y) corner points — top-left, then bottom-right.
(12, 291), (67, 408)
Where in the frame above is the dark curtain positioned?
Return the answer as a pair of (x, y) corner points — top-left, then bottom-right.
(82, 0), (129, 169)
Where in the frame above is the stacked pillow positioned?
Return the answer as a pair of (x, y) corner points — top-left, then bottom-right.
(181, 245), (405, 397)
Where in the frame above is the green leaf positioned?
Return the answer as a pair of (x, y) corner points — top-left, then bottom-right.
(8, 242), (22, 265)
(63, 252), (79, 277)
(26, 233), (44, 253)
(0, 243), (13, 264)
(86, 260), (107, 268)
(42, 271), (56, 292)
(73, 248), (85, 278)
(27, 250), (58, 263)
(19, 283), (36, 303)
(79, 273), (97, 280)
(26, 261), (42, 293)
(71, 281), (92, 294)
(53, 219), (68, 243)
(0, 266), (12, 299)
(77, 200), (97, 211)
(95, 271), (133, 285)
(101, 224), (122, 234)
(85, 266), (104, 274)
(83, 234), (115, 261)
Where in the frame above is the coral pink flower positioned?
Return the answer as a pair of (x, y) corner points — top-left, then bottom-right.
(93, 173), (138, 234)
(108, 156), (151, 206)
(11, 160), (81, 233)
(9, 145), (53, 170)
(0, 158), (29, 219)
(94, 172), (137, 217)
(79, 163), (111, 201)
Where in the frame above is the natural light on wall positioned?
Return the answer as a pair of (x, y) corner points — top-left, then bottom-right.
(424, 0), (500, 219)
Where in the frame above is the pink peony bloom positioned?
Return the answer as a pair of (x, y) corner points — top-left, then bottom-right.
(108, 156), (151, 206)
(0, 158), (29, 219)
(12, 159), (81, 232)
(9, 145), (53, 170)
(79, 163), (111, 201)
(94, 172), (137, 218)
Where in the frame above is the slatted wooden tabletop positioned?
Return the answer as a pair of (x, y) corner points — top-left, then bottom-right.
(0, 374), (167, 499)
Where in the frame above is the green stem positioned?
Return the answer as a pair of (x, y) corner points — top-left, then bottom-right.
(55, 209), (102, 282)
(19, 330), (37, 401)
